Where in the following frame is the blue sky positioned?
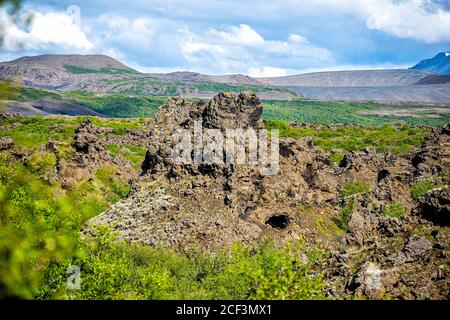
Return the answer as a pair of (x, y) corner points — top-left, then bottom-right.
(1, 0), (450, 76)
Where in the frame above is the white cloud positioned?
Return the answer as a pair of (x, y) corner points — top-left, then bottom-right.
(363, 0), (450, 43)
(288, 34), (309, 44)
(208, 24), (264, 46)
(176, 24), (333, 75)
(247, 66), (289, 77)
(295, 0), (450, 43)
(0, 8), (93, 51)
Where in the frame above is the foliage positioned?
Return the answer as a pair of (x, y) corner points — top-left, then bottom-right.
(340, 181), (370, 197)
(266, 120), (430, 161)
(6, 86), (450, 125)
(383, 204), (406, 218)
(16, 87), (62, 101)
(263, 100), (450, 127)
(411, 178), (443, 200)
(334, 200), (354, 231)
(66, 92), (166, 118)
(0, 150), (130, 298)
(64, 65), (139, 75)
(0, 80), (21, 101)
(1, 115), (328, 300)
(36, 234), (327, 300)
(107, 144), (147, 170)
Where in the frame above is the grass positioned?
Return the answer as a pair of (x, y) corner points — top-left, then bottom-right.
(340, 181), (370, 197)
(266, 120), (430, 162)
(0, 116), (147, 149)
(1, 115), (329, 299)
(35, 235), (327, 300)
(334, 200), (355, 232)
(64, 65), (139, 75)
(411, 178), (444, 199)
(263, 100), (450, 127)
(107, 144), (147, 170)
(65, 92), (167, 118)
(383, 204), (406, 218)
(4, 85), (449, 126)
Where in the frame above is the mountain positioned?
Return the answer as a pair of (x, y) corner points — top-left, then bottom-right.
(411, 52), (450, 75)
(2, 99), (105, 117)
(1, 53), (449, 103)
(257, 68), (450, 103)
(0, 54), (290, 99)
(257, 69), (431, 87)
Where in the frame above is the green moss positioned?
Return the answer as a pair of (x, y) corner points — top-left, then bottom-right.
(411, 179), (443, 200)
(26, 151), (57, 175)
(383, 204), (406, 218)
(107, 144), (147, 170)
(340, 181), (370, 197)
(329, 152), (345, 164)
(334, 200), (354, 231)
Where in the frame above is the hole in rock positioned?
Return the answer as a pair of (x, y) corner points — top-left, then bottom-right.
(377, 169), (390, 183)
(265, 214), (292, 229)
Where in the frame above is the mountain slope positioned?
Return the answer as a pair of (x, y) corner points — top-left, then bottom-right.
(257, 69), (431, 87)
(1, 54), (449, 104)
(411, 52), (450, 75)
(0, 55), (289, 98)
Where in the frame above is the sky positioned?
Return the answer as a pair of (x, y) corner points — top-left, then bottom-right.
(0, 0), (450, 76)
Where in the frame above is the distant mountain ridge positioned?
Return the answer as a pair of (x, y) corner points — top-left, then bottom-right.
(0, 53), (449, 103)
(257, 69), (431, 87)
(411, 52), (450, 75)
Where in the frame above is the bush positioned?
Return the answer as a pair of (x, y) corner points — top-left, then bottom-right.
(36, 233), (328, 300)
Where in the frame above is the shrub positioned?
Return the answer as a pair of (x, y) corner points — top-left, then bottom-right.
(36, 235), (328, 300)
(26, 151), (57, 175)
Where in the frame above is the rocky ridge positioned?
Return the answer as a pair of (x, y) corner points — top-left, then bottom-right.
(81, 92), (450, 299)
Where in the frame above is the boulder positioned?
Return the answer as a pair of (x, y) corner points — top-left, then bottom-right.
(203, 92), (263, 129)
(0, 137), (14, 150)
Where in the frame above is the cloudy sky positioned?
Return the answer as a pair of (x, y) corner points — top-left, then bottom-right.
(1, 0), (450, 76)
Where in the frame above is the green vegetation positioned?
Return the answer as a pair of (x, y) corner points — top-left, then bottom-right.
(66, 92), (167, 118)
(383, 204), (406, 218)
(411, 178), (444, 200)
(16, 86), (62, 101)
(0, 116), (147, 149)
(266, 120), (430, 162)
(4, 86), (449, 125)
(340, 181), (370, 197)
(263, 100), (450, 127)
(0, 115), (327, 300)
(0, 151), (129, 298)
(0, 116), (77, 148)
(1, 85), (447, 300)
(334, 200), (355, 231)
(36, 234), (326, 300)
(0, 80), (20, 101)
(107, 144), (147, 170)
(64, 65), (139, 75)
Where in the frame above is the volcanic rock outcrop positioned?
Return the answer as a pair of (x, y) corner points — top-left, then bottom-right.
(85, 93), (450, 299)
